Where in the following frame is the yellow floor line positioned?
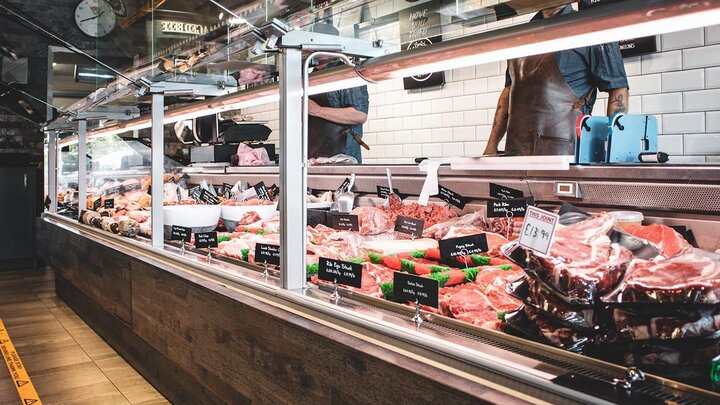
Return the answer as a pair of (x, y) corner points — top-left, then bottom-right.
(0, 318), (42, 405)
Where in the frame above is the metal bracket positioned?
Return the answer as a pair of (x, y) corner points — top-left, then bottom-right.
(147, 80), (236, 98)
(276, 30), (398, 58)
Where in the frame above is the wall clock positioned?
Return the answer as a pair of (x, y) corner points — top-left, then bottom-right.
(75, 0), (117, 38)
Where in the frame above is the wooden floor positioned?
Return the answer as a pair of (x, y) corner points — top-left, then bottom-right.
(0, 267), (169, 405)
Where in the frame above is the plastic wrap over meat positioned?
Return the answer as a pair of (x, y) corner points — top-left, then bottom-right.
(507, 277), (607, 330)
(613, 307), (720, 341)
(604, 255), (720, 304)
(422, 211), (485, 239)
(523, 212), (634, 305)
(504, 306), (591, 352)
(350, 207), (393, 235)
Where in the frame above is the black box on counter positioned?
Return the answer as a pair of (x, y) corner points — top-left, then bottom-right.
(190, 143), (277, 163)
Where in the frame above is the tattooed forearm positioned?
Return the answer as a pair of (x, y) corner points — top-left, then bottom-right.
(484, 86), (511, 155)
(607, 88), (629, 116)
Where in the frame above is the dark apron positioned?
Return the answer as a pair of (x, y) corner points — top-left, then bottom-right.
(307, 93), (349, 159)
(505, 53), (584, 156)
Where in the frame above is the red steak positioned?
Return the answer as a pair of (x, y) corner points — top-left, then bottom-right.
(624, 224), (693, 258)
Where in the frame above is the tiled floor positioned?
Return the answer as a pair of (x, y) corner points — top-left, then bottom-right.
(0, 268), (168, 404)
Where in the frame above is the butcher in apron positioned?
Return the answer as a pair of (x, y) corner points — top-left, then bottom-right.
(306, 22), (370, 164)
(483, 3), (630, 156)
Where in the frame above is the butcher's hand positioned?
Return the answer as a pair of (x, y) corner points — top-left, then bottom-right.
(307, 99), (323, 117)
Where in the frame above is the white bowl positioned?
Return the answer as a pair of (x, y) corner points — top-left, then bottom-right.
(163, 205), (222, 229)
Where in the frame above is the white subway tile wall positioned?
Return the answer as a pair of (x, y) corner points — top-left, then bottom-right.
(240, 24), (720, 164)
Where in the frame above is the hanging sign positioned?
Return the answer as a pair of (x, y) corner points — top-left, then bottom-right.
(400, 0), (445, 90)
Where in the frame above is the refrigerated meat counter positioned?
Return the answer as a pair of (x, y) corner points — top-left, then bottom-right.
(38, 164), (720, 404)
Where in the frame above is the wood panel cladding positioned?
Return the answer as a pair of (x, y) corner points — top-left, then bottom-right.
(39, 220), (514, 404)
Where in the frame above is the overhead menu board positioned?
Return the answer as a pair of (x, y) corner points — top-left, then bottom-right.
(400, 0), (445, 90)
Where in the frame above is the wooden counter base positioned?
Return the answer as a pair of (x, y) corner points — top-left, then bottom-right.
(38, 219), (529, 404)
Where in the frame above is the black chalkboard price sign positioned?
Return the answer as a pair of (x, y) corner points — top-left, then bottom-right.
(194, 232), (218, 249)
(393, 272), (439, 308)
(318, 258), (363, 288)
(92, 198), (101, 211)
(104, 198), (115, 209)
(331, 214), (360, 232)
(439, 233), (489, 264)
(394, 216), (425, 238)
(255, 243), (281, 266)
(199, 189), (220, 205)
(437, 185), (468, 209)
(170, 225), (192, 242)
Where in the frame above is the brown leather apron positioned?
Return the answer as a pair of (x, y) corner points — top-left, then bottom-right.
(505, 53), (584, 156)
(307, 93), (349, 158)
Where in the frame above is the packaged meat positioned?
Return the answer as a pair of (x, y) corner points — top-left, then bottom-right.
(507, 277), (608, 331)
(603, 255), (720, 304)
(522, 213), (634, 305)
(504, 306), (592, 353)
(624, 223), (693, 258)
(612, 307), (720, 341)
(117, 218), (140, 237)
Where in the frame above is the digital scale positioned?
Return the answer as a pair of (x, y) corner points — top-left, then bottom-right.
(575, 114), (664, 164)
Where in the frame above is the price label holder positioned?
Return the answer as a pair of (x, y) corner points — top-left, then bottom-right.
(268, 184), (280, 200)
(104, 198), (115, 209)
(518, 206), (560, 256)
(170, 225), (192, 254)
(393, 272), (439, 329)
(331, 214), (359, 232)
(337, 177), (351, 193)
(487, 198), (529, 218)
(439, 233), (489, 266)
(318, 257), (364, 304)
(189, 186), (202, 202)
(199, 189), (220, 205)
(256, 243), (280, 282)
(436, 185), (468, 209)
(394, 216), (425, 239)
(376, 185), (408, 200)
(93, 198), (101, 211)
(105, 184), (124, 196)
(194, 231), (218, 262)
(252, 181), (272, 201)
(490, 183), (524, 200)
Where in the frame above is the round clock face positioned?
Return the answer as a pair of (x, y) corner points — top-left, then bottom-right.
(75, 0), (117, 38)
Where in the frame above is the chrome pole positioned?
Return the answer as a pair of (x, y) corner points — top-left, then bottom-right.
(77, 119), (87, 220)
(47, 130), (58, 213)
(151, 93), (165, 247)
(279, 48), (306, 291)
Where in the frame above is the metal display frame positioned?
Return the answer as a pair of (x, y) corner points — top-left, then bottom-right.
(41, 0), (720, 401)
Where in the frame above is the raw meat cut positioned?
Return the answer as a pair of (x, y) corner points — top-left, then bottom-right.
(605, 255), (720, 304)
(439, 284), (503, 329)
(521, 278), (603, 330)
(422, 211), (485, 239)
(526, 213), (633, 304)
(382, 194), (458, 229)
(487, 217), (523, 240)
(350, 207), (393, 235)
(624, 224), (693, 258)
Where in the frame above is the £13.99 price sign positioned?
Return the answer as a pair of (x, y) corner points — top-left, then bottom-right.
(518, 206), (560, 255)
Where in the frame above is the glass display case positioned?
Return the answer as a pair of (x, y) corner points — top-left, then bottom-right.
(39, 0), (720, 402)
